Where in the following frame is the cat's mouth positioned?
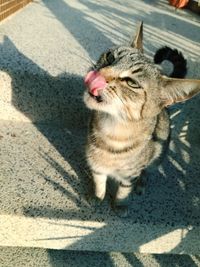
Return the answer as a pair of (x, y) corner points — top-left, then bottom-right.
(89, 92), (103, 103)
(84, 71), (107, 103)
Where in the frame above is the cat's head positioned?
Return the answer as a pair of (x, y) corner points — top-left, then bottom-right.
(84, 22), (200, 120)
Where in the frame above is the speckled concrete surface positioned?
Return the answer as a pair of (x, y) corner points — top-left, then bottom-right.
(0, 0), (199, 255)
(0, 120), (199, 253)
(0, 247), (199, 267)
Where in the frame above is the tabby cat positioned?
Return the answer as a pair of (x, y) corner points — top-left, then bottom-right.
(83, 22), (200, 216)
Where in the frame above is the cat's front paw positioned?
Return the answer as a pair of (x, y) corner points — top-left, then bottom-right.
(114, 203), (130, 218)
(112, 197), (130, 218)
(135, 183), (146, 195)
(86, 193), (104, 207)
(134, 177), (146, 196)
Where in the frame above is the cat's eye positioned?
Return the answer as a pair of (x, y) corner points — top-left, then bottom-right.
(127, 78), (140, 88)
(121, 77), (141, 89)
(105, 51), (115, 64)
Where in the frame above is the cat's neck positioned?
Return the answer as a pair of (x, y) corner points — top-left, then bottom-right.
(94, 111), (157, 140)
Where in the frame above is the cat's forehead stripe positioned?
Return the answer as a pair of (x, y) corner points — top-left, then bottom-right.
(132, 67), (143, 75)
(119, 67), (143, 78)
(116, 47), (138, 57)
(119, 70), (132, 78)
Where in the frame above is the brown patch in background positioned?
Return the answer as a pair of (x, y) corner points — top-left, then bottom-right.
(0, 0), (32, 22)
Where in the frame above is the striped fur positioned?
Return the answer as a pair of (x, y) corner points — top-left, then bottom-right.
(84, 22), (200, 216)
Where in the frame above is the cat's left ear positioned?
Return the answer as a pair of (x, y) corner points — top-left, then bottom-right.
(131, 21), (143, 52)
(160, 76), (200, 107)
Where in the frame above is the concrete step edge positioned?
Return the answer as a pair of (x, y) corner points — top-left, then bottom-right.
(1, 214), (199, 254)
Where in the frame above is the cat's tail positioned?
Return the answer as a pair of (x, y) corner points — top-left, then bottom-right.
(154, 46), (187, 78)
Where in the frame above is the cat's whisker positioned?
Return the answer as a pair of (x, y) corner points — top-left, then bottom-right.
(112, 90), (133, 121)
(72, 51), (96, 68)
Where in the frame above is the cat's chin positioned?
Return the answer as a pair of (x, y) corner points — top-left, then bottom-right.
(89, 92), (103, 103)
(83, 91), (104, 110)
(84, 91), (123, 118)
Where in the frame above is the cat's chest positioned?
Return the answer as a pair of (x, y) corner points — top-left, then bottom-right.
(88, 121), (150, 173)
(87, 140), (149, 177)
(99, 117), (135, 138)
(98, 118), (150, 148)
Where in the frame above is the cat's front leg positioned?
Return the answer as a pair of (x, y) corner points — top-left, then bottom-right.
(114, 181), (133, 217)
(92, 171), (107, 201)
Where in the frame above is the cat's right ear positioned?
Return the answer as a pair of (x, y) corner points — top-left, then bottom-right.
(131, 21), (143, 52)
(160, 76), (200, 107)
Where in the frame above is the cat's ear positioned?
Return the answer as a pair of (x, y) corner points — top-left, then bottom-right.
(160, 76), (200, 106)
(131, 21), (143, 52)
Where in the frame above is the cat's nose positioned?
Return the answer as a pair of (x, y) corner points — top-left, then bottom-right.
(84, 71), (107, 96)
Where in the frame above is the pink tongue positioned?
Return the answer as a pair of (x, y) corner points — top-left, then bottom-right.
(84, 71), (107, 96)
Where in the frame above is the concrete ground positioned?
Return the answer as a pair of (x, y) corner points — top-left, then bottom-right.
(0, 0), (199, 258)
(0, 247), (199, 267)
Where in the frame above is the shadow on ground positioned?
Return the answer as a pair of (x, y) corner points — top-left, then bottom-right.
(47, 250), (199, 267)
(0, 0), (200, 266)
